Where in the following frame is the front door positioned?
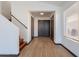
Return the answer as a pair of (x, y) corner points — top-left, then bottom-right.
(38, 20), (50, 37)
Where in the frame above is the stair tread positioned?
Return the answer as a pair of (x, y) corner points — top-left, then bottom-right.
(19, 39), (24, 45)
(20, 41), (24, 45)
(20, 42), (26, 51)
(19, 38), (26, 51)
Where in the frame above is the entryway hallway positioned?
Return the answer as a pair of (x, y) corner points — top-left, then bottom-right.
(19, 37), (73, 57)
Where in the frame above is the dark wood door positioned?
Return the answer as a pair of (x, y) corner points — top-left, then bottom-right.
(38, 20), (50, 37)
(31, 16), (34, 39)
(50, 15), (54, 39)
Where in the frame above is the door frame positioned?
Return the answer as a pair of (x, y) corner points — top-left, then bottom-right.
(50, 15), (54, 40)
(31, 16), (34, 40)
(30, 11), (55, 43)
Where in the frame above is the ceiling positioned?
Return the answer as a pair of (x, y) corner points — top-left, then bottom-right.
(41, 1), (76, 6)
(31, 1), (76, 18)
(31, 11), (54, 18)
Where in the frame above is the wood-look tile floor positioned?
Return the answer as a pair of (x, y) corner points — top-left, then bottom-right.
(19, 37), (74, 57)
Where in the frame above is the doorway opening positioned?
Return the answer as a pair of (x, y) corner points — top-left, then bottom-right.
(31, 11), (55, 41)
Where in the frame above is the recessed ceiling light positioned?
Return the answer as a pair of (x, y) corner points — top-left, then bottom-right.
(40, 12), (44, 15)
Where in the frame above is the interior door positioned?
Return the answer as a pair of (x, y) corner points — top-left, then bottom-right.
(31, 16), (34, 39)
(38, 20), (50, 37)
(50, 15), (54, 39)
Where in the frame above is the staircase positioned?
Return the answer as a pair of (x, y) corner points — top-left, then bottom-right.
(19, 38), (26, 51)
(11, 15), (28, 51)
(0, 14), (27, 55)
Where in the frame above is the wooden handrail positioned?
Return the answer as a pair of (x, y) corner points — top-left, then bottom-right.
(11, 14), (28, 29)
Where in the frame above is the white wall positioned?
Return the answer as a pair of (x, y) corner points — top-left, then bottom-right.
(34, 18), (38, 37)
(11, 1), (63, 44)
(63, 37), (79, 56)
(62, 2), (79, 56)
(0, 15), (19, 54)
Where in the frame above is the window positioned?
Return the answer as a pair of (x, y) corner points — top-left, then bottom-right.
(65, 13), (79, 41)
